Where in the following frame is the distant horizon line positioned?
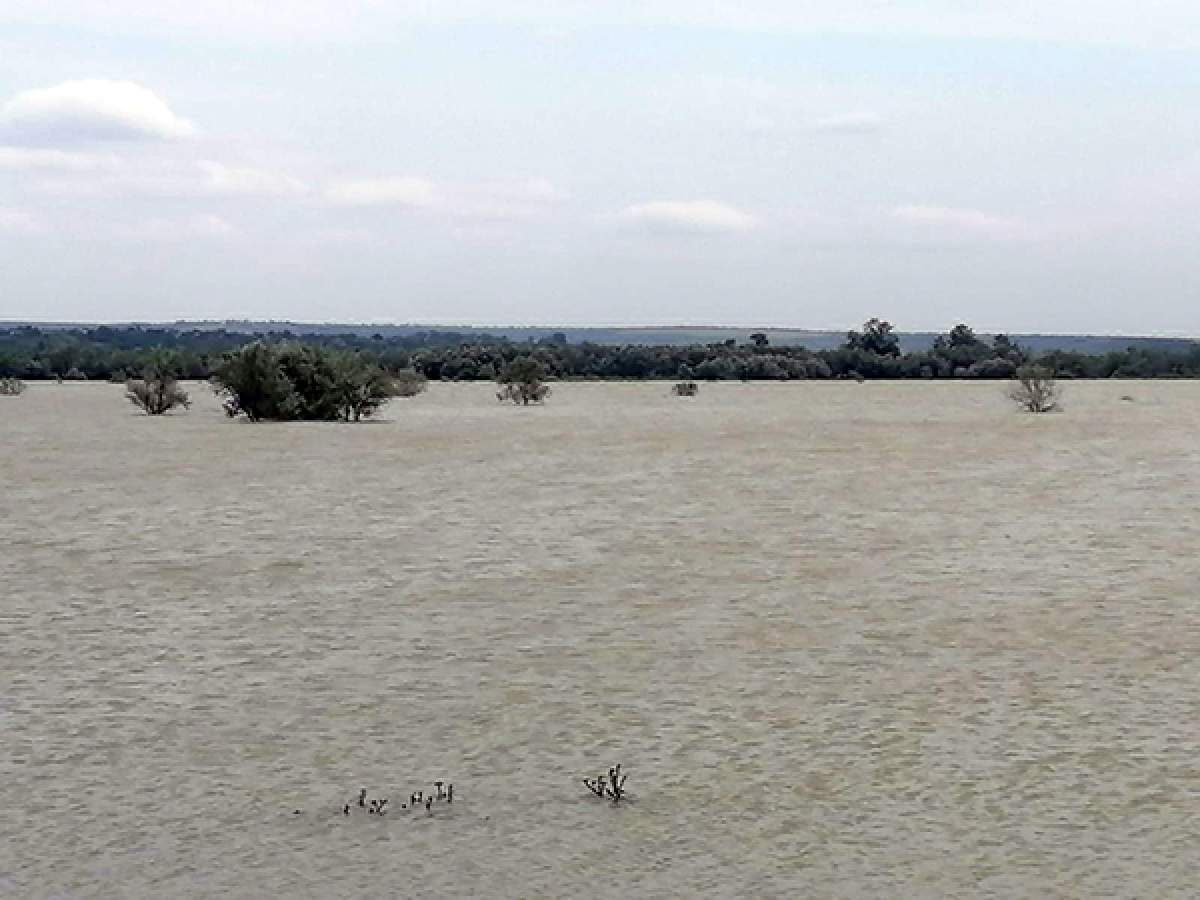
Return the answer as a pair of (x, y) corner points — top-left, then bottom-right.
(2, 319), (1197, 341)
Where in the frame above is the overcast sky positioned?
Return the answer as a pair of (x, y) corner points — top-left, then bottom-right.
(2, 2), (1199, 332)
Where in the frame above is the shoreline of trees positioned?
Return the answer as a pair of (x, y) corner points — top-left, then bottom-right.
(3, 320), (1200, 385)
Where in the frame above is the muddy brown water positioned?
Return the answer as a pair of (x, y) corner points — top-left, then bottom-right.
(2, 381), (1199, 898)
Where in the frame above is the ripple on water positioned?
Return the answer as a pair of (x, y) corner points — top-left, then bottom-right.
(2, 381), (1200, 897)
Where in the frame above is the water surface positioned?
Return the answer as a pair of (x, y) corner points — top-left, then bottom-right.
(2, 381), (1199, 898)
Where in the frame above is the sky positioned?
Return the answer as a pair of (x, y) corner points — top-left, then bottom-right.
(1, 2), (1199, 333)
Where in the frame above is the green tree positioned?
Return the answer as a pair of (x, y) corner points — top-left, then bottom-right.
(214, 343), (397, 421)
(497, 356), (551, 405)
(391, 368), (428, 398)
(125, 353), (190, 415)
(331, 351), (396, 421)
(845, 318), (901, 357)
(931, 323), (992, 373)
(990, 334), (1026, 364)
(1009, 364), (1061, 413)
(213, 342), (299, 421)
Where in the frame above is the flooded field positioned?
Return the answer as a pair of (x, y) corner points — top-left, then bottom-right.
(3, 380), (1200, 898)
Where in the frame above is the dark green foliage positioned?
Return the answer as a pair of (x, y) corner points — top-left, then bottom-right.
(966, 357), (1018, 379)
(126, 378), (190, 414)
(924, 323), (1025, 377)
(332, 352), (397, 422)
(125, 355), (190, 415)
(213, 342), (299, 421)
(124, 352), (190, 415)
(845, 318), (901, 357)
(212, 342), (394, 421)
(2, 322), (1200, 385)
(391, 369), (428, 398)
(497, 356), (550, 405)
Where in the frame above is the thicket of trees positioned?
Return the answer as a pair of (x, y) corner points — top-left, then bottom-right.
(4, 321), (1200, 384)
(213, 342), (398, 421)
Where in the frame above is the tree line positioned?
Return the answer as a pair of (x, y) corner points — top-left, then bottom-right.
(3, 320), (1200, 383)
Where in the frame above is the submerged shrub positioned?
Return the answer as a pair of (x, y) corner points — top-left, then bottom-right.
(212, 342), (298, 421)
(124, 353), (191, 415)
(496, 356), (550, 405)
(126, 375), (190, 415)
(672, 381), (699, 397)
(1009, 364), (1061, 413)
(213, 341), (395, 421)
(582, 763), (629, 804)
(496, 381), (550, 405)
(0, 376), (25, 396)
(331, 353), (397, 422)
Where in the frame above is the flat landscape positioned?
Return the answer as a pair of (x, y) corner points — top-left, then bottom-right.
(3, 380), (1200, 898)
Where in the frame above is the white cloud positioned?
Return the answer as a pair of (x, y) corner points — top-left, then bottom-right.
(620, 200), (759, 233)
(0, 80), (194, 145)
(891, 205), (1036, 240)
(0, 146), (120, 171)
(112, 214), (236, 241)
(198, 161), (307, 196)
(324, 175), (562, 220)
(26, 159), (306, 200)
(0, 207), (48, 235)
(325, 176), (439, 208)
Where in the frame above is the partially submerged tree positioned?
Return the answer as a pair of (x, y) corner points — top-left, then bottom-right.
(1009, 364), (1061, 413)
(496, 356), (550, 405)
(125, 354), (190, 415)
(213, 342), (298, 421)
(126, 374), (190, 415)
(672, 381), (699, 396)
(332, 352), (396, 422)
(0, 376), (25, 396)
(213, 342), (396, 421)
